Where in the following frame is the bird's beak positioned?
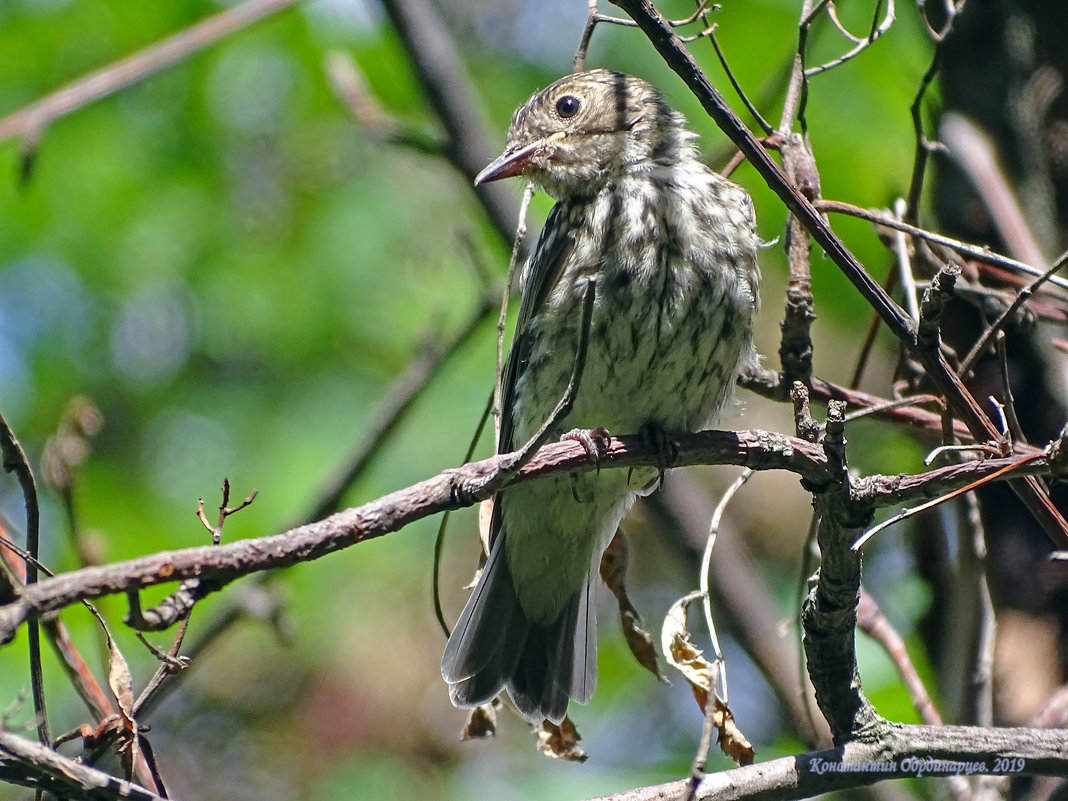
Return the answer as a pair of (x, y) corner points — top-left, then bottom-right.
(474, 132), (565, 185)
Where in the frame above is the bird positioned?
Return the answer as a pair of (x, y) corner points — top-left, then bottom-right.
(441, 69), (761, 724)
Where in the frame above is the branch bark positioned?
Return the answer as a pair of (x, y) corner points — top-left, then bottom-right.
(608, 0), (1068, 548)
(0, 427), (1060, 644)
(0, 729), (162, 801)
(587, 724), (1068, 801)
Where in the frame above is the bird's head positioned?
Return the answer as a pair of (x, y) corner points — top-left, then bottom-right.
(475, 69), (693, 199)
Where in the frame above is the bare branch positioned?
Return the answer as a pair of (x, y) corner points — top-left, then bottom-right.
(0, 0), (302, 148)
(804, 0), (895, 77)
(1, 421), (1062, 645)
(815, 199), (1068, 293)
(857, 591), (941, 725)
(0, 729), (163, 801)
(584, 724), (1068, 801)
(0, 411), (48, 746)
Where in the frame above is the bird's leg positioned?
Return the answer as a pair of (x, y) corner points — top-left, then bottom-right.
(638, 421), (677, 491)
(561, 427), (611, 502)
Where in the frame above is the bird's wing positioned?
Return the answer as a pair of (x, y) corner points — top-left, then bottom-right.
(491, 199), (576, 546)
(496, 199), (576, 455)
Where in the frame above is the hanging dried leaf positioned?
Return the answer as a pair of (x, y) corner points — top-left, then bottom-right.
(536, 716), (588, 762)
(622, 611), (665, 682)
(462, 702), (497, 740)
(661, 592), (714, 712)
(661, 594), (755, 766)
(600, 530), (665, 681)
(711, 696), (755, 766)
(599, 530), (638, 615)
(106, 637), (135, 729)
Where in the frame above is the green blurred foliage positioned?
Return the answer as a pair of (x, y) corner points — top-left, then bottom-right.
(0, 1), (944, 799)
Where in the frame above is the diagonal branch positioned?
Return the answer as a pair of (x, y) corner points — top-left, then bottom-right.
(0, 729), (163, 801)
(608, 0), (1068, 547)
(0, 0), (303, 147)
(0, 426), (1062, 644)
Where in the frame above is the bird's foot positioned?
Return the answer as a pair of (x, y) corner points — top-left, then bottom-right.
(638, 422), (677, 492)
(561, 427), (611, 502)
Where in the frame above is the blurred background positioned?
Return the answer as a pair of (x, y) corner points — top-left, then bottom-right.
(0, 0), (1063, 799)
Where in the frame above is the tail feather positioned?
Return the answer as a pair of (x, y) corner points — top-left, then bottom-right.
(441, 535), (597, 723)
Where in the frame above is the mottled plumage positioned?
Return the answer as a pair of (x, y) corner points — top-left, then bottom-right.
(442, 70), (760, 723)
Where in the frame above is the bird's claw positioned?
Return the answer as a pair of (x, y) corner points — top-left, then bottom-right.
(639, 422), (677, 491)
(561, 427), (611, 471)
(561, 427), (611, 502)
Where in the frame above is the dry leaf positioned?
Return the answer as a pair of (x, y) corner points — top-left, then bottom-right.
(106, 634), (142, 773)
(600, 530), (665, 681)
(621, 612), (665, 682)
(536, 716), (588, 762)
(661, 594), (755, 766)
(106, 637), (135, 728)
(599, 530), (637, 615)
(462, 702), (497, 740)
(711, 696), (755, 766)
(661, 592), (713, 712)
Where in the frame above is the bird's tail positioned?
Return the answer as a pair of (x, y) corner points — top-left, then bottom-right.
(441, 533), (596, 724)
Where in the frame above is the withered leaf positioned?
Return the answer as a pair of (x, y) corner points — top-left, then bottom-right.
(661, 592), (713, 712)
(600, 530), (665, 681)
(106, 637), (135, 728)
(461, 702), (497, 740)
(536, 716), (588, 762)
(712, 696), (755, 767)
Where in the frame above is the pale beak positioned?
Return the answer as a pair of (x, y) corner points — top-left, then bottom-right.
(474, 132), (566, 186)
(474, 140), (542, 185)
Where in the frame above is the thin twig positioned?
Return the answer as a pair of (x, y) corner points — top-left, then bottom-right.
(0, 412), (48, 746)
(496, 277), (599, 475)
(841, 394), (942, 424)
(995, 333), (1026, 445)
(852, 451), (1046, 550)
(957, 250), (1068, 379)
(804, 0), (895, 77)
(904, 46), (947, 224)
(857, 590), (941, 724)
(699, 470), (753, 700)
(0, 0), (302, 146)
(432, 389), (493, 636)
(954, 492), (995, 727)
(816, 199), (1068, 292)
(707, 29), (773, 135)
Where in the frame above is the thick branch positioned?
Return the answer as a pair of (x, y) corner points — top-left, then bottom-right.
(0, 429), (1060, 643)
(802, 401), (881, 742)
(0, 729), (162, 801)
(588, 724), (1068, 801)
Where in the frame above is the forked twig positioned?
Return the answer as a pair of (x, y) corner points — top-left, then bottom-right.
(816, 199), (1068, 292)
(804, 0), (896, 77)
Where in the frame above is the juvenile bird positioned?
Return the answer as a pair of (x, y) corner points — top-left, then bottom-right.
(442, 70), (761, 723)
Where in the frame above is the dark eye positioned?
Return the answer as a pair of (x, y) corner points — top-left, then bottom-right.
(555, 94), (582, 119)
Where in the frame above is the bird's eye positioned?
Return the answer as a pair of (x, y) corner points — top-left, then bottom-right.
(555, 94), (582, 119)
